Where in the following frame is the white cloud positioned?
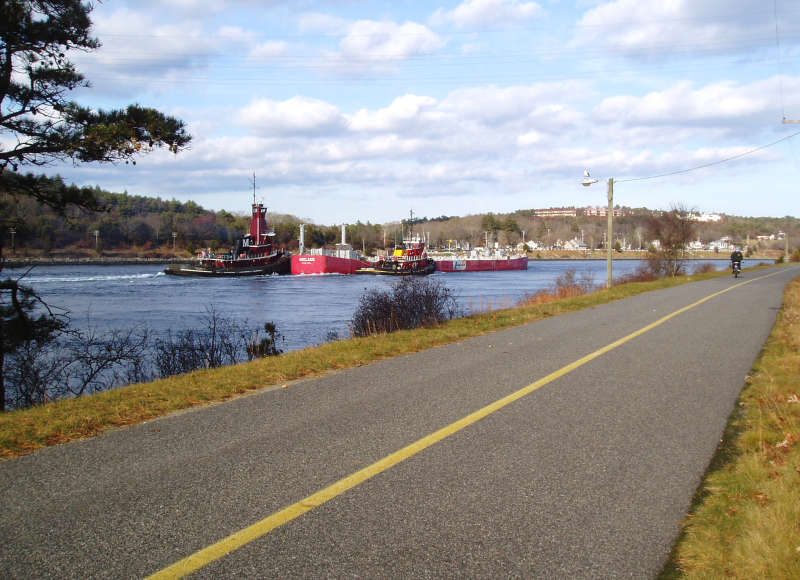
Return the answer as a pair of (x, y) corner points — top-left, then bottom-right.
(594, 78), (789, 126)
(73, 8), (217, 95)
(249, 41), (288, 60)
(296, 12), (349, 35)
(572, 0), (794, 58)
(431, 0), (544, 29)
(517, 130), (544, 146)
(238, 97), (347, 136)
(328, 20), (444, 72)
(349, 95), (441, 132)
(441, 83), (586, 127)
(217, 26), (258, 46)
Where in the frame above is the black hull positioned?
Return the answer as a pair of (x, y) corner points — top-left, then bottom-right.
(355, 261), (436, 276)
(164, 256), (291, 277)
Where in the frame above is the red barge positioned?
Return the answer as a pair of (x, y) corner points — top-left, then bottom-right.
(290, 225), (370, 275)
(430, 248), (528, 272)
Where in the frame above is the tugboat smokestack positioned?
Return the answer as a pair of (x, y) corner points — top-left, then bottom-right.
(299, 224), (306, 255)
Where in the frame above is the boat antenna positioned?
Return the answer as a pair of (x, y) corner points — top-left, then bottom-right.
(409, 209), (414, 238)
(251, 172), (257, 205)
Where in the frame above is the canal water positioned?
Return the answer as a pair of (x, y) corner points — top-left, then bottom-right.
(3, 259), (757, 352)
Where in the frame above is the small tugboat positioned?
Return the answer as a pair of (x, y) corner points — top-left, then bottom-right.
(165, 180), (290, 277)
(355, 211), (436, 276)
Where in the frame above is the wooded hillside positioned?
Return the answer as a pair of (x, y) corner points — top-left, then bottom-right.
(1, 176), (797, 257)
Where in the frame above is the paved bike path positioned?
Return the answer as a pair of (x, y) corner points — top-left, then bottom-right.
(1, 266), (797, 578)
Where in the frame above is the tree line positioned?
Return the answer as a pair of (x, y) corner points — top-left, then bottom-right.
(3, 185), (797, 258)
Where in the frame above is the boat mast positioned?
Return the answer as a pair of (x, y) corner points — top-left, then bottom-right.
(252, 172), (257, 206)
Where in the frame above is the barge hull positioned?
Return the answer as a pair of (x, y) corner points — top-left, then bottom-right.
(291, 254), (369, 275)
(433, 256), (528, 272)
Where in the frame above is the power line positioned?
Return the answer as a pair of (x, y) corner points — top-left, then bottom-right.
(617, 129), (800, 183)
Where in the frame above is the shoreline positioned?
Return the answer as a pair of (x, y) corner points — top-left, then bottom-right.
(3, 257), (194, 267)
(2, 251), (778, 268)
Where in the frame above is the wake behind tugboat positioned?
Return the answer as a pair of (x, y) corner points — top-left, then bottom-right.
(165, 186), (290, 277)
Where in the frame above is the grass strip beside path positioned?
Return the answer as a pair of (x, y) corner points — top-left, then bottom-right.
(0, 267), (768, 460)
(662, 276), (800, 579)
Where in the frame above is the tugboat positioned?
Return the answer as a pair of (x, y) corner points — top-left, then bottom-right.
(355, 211), (436, 276)
(165, 179), (290, 277)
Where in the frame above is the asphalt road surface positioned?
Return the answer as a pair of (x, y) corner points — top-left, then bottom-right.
(2, 266), (798, 579)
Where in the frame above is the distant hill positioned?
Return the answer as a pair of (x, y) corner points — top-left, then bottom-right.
(1, 177), (796, 257)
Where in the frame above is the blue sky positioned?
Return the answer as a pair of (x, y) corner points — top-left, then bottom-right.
(44, 0), (800, 223)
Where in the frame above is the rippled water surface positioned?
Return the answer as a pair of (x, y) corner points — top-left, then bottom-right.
(4, 259), (753, 352)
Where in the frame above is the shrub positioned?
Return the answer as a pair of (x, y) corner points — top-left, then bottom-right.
(615, 264), (660, 284)
(154, 307), (282, 378)
(645, 205), (696, 277)
(692, 262), (718, 275)
(351, 278), (460, 337)
(247, 322), (283, 359)
(519, 269), (597, 305)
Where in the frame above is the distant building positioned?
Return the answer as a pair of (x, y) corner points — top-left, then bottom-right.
(583, 206), (625, 217)
(689, 213), (722, 222)
(534, 207), (577, 218)
(709, 237), (735, 251)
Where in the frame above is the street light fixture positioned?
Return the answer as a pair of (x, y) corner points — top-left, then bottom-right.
(582, 170), (614, 289)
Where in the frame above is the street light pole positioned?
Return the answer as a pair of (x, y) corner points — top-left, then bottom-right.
(582, 170), (614, 289)
(606, 178), (614, 289)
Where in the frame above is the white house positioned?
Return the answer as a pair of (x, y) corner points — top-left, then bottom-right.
(709, 236), (735, 251)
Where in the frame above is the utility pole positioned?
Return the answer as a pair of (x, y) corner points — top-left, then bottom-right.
(606, 178), (614, 289)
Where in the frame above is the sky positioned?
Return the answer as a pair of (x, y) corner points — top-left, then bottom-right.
(41, 0), (800, 224)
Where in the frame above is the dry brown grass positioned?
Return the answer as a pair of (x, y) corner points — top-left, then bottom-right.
(664, 276), (800, 579)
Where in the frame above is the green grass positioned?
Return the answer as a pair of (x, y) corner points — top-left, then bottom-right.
(0, 265), (774, 460)
(661, 275), (800, 579)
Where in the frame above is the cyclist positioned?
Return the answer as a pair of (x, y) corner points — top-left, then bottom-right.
(730, 247), (743, 273)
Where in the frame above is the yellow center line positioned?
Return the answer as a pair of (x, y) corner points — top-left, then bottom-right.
(146, 269), (787, 579)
